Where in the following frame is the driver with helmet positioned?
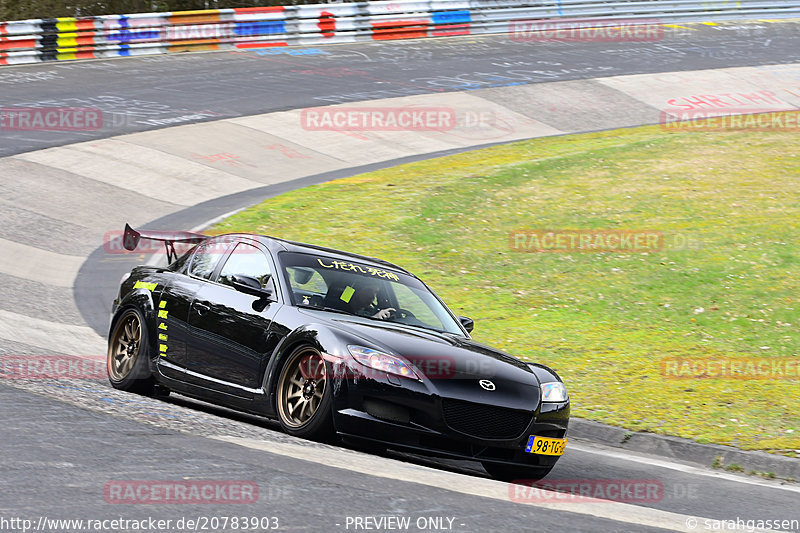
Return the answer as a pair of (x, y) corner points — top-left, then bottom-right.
(347, 280), (395, 320)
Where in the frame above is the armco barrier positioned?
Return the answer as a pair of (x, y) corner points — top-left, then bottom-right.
(2, 0), (800, 65)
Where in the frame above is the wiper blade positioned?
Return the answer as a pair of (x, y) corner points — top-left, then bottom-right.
(360, 315), (451, 335)
(297, 305), (454, 334)
(389, 321), (450, 335)
(296, 304), (354, 316)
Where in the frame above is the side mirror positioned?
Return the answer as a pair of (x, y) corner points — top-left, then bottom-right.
(458, 316), (474, 333)
(232, 274), (274, 299)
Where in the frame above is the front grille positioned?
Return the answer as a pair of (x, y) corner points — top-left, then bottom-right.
(442, 398), (532, 440)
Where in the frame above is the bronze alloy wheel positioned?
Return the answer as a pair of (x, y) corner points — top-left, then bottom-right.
(277, 348), (328, 429)
(108, 310), (143, 382)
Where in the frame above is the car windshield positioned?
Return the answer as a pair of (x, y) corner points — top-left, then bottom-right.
(279, 252), (464, 335)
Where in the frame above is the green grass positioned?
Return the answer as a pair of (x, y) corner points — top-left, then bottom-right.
(213, 124), (800, 454)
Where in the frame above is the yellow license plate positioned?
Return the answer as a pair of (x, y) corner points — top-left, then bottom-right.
(526, 436), (567, 456)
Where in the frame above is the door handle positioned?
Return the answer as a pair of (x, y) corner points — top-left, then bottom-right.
(194, 302), (209, 315)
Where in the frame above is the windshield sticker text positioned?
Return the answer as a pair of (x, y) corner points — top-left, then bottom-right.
(317, 258), (400, 281)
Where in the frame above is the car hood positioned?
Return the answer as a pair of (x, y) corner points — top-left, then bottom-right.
(322, 313), (542, 409)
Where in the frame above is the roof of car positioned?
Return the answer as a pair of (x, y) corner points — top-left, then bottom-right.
(221, 233), (413, 277)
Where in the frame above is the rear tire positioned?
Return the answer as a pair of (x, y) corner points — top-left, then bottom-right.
(107, 308), (155, 395)
(276, 346), (334, 441)
(481, 462), (553, 483)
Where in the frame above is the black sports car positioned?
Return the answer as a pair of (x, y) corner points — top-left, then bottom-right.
(108, 224), (570, 481)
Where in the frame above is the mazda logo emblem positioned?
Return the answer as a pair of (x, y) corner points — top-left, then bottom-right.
(479, 380), (496, 391)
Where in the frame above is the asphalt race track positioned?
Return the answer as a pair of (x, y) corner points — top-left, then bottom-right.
(1, 20), (800, 533)
(2, 21), (800, 158)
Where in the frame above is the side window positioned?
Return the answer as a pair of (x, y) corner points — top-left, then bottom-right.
(288, 267), (327, 295)
(218, 243), (272, 288)
(188, 239), (231, 280)
(168, 248), (192, 272)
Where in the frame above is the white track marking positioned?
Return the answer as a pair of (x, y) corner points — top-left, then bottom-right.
(568, 441), (800, 494)
(0, 309), (106, 356)
(0, 237), (84, 287)
(216, 436), (774, 533)
(15, 139), (261, 207)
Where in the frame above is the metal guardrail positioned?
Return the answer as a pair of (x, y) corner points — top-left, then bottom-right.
(1, 0), (799, 65)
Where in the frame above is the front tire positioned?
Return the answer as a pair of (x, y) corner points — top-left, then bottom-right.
(107, 308), (154, 395)
(276, 346), (334, 441)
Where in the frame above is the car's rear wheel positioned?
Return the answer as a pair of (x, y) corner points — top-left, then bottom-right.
(107, 308), (154, 394)
(276, 346), (334, 441)
(481, 462), (553, 483)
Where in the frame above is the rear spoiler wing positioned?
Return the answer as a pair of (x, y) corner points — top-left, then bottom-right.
(123, 223), (206, 263)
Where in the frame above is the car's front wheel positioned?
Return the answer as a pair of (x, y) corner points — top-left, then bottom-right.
(276, 346), (334, 441)
(481, 461), (553, 483)
(107, 308), (154, 394)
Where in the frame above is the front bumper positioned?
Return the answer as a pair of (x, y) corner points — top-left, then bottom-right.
(331, 365), (570, 467)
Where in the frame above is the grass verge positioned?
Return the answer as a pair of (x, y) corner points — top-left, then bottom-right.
(213, 124), (799, 454)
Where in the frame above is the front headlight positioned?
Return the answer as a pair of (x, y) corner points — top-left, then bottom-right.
(347, 345), (420, 380)
(541, 381), (568, 402)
